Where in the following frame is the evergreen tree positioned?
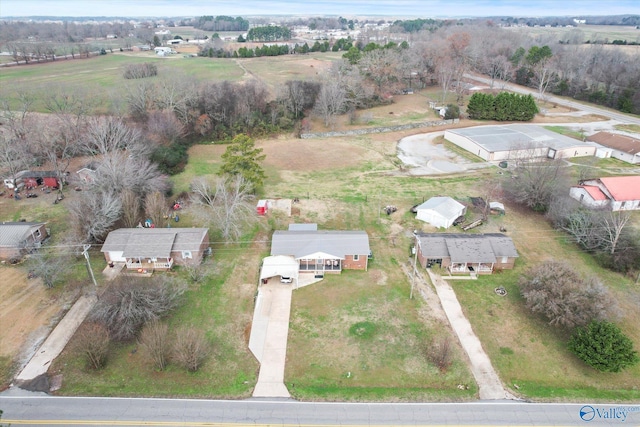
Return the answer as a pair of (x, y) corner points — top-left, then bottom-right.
(219, 134), (266, 191)
(569, 321), (639, 373)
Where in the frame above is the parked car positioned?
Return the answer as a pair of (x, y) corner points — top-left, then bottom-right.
(280, 276), (292, 283)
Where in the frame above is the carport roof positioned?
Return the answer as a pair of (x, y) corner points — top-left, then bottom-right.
(447, 124), (599, 153)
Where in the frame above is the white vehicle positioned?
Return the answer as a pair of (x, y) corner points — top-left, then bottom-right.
(280, 276), (292, 283)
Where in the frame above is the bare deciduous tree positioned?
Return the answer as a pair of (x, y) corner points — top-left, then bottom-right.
(27, 250), (73, 289)
(91, 276), (185, 341)
(502, 147), (568, 212)
(597, 210), (632, 255)
(314, 77), (347, 128)
(84, 116), (150, 157)
(74, 322), (110, 370)
(519, 262), (620, 329)
(139, 320), (170, 370)
(121, 188), (141, 228)
(173, 326), (209, 372)
(68, 188), (123, 243)
(190, 175), (258, 241)
(146, 110), (184, 144)
(144, 191), (168, 228)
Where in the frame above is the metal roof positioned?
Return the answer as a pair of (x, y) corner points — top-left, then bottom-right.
(599, 176), (640, 201)
(271, 230), (370, 259)
(447, 124), (599, 153)
(416, 197), (465, 220)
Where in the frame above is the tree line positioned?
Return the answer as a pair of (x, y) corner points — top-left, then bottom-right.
(246, 25), (291, 42)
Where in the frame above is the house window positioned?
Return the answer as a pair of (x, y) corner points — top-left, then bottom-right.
(353, 254), (359, 261)
(182, 250), (192, 259)
(501, 257), (508, 263)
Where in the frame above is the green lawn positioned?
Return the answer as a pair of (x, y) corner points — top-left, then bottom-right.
(50, 246), (260, 398)
(451, 253), (640, 401)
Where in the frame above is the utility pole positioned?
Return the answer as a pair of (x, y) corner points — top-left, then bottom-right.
(410, 234), (419, 299)
(82, 244), (98, 287)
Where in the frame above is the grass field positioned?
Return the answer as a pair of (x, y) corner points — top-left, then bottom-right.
(1, 49), (639, 401)
(0, 53), (245, 112)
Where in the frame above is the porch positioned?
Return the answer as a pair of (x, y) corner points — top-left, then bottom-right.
(298, 258), (342, 273)
(449, 262), (494, 275)
(126, 257), (174, 271)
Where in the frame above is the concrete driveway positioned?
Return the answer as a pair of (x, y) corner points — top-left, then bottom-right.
(249, 281), (292, 398)
(426, 270), (515, 400)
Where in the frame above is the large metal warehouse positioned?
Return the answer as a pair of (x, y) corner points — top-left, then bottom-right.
(444, 124), (607, 162)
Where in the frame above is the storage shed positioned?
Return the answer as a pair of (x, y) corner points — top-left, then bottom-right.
(415, 197), (466, 229)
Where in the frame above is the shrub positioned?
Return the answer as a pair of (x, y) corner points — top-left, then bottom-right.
(427, 336), (453, 373)
(123, 63), (158, 79)
(75, 322), (110, 370)
(518, 262), (619, 329)
(569, 320), (639, 372)
(139, 320), (170, 370)
(90, 277), (185, 341)
(173, 326), (209, 372)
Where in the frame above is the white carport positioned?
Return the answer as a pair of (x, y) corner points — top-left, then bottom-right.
(259, 255), (299, 288)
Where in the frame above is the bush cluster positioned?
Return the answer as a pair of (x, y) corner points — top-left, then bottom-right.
(466, 92), (538, 121)
(123, 63), (158, 79)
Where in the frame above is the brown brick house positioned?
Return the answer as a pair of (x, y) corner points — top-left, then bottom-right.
(415, 233), (518, 275)
(101, 228), (209, 271)
(270, 224), (370, 276)
(0, 222), (49, 261)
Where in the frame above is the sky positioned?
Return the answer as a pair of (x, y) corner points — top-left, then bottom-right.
(1, 0), (639, 18)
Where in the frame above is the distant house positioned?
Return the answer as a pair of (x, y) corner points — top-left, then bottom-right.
(415, 197), (466, 229)
(76, 166), (97, 184)
(415, 233), (518, 275)
(587, 132), (640, 164)
(569, 176), (640, 211)
(0, 222), (48, 261)
(101, 228), (209, 271)
(270, 223), (370, 276)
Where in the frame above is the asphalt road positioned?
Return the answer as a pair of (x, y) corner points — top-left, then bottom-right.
(464, 73), (640, 126)
(1, 394), (639, 426)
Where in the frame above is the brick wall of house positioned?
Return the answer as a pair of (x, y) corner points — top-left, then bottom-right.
(343, 254), (368, 270)
(494, 257), (516, 270)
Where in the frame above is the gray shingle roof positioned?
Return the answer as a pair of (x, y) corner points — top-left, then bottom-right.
(0, 222), (45, 248)
(417, 233), (518, 262)
(271, 230), (370, 259)
(101, 228), (208, 258)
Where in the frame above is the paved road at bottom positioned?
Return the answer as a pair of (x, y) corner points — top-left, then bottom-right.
(1, 394), (639, 426)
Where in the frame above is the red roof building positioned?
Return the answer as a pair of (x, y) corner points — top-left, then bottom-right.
(570, 176), (640, 211)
